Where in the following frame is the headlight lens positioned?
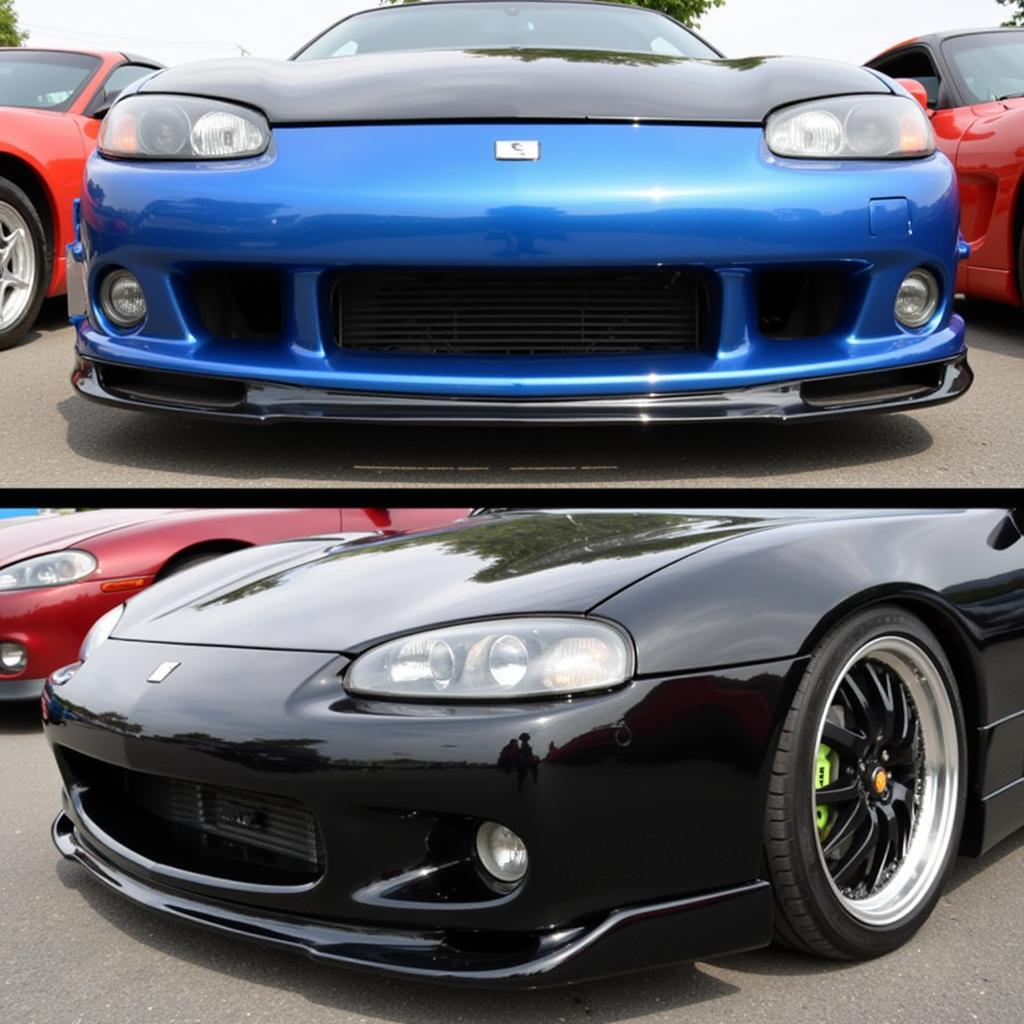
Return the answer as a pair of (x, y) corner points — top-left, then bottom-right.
(346, 618), (632, 700)
(0, 551), (97, 592)
(79, 604), (125, 662)
(766, 95), (935, 160)
(99, 96), (271, 161)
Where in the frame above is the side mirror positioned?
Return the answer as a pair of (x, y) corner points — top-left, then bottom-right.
(896, 78), (931, 113)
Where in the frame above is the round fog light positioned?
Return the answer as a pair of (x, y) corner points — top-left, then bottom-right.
(100, 270), (147, 328)
(895, 268), (940, 329)
(476, 821), (528, 884)
(0, 642), (27, 674)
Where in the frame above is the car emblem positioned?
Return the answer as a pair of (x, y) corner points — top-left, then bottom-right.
(495, 140), (541, 161)
(147, 661), (181, 684)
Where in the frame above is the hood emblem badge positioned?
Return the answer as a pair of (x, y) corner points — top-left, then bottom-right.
(148, 662), (181, 684)
(496, 140), (541, 161)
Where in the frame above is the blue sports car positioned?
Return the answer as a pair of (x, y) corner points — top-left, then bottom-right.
(68, 0), (971, 424)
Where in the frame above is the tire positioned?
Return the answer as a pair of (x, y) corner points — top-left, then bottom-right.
(0, 176), (48, 352)
(765, 605), (966, 960)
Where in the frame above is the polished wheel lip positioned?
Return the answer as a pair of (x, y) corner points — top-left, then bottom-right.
(811, 635), (959, 927)
(0, 200), (36, 332)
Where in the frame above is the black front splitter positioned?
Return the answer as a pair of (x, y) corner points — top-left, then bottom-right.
(72, 354), (973, 426)
(53, 809), (773, 989)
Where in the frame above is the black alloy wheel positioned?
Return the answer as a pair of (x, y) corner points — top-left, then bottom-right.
(765, 605), (966, 959)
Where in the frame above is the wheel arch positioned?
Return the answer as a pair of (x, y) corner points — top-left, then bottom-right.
(0, 152), (56, 278)
(155, 539), (253, 581)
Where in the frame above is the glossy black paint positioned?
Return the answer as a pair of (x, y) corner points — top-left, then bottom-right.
(133, 49), (892, 126)
(43, 509), (1024, 985)
(74, 354), (972, 425)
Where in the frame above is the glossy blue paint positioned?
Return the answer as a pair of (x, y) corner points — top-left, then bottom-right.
(74, 121), (966, 400)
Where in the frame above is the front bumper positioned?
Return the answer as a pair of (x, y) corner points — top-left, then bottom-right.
(71, 122), (969, 413)
(72, 353), (972, 425)
(52, 808), (771, 987)
(43, 639), (804, 985)
(0, 677), (45, 701)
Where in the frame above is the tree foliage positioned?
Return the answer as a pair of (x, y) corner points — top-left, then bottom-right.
(997, 0), (1024, 27)
(611, 0), (726, 28)
(387, 0), (726, 29)
(0, 0), (27, 47)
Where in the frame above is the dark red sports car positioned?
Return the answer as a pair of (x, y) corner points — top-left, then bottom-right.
(0, 48), (161, 349)
(868, 28), (1024, 309)
(0, 507), (468, 700)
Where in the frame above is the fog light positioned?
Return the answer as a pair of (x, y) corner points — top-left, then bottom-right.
(0, 643), (27, 674)
(100, 270), (147, 328)
(476, 821), (528, 884)
(895, 268), (940, 329)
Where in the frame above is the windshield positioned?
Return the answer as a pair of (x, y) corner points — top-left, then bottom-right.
(944, 31), (1024, 103)
(0, 50), (101, 112)
(295, 2), (719, 61)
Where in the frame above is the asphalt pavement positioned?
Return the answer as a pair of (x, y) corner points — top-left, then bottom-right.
(1, 298), (1021, 489)
(3, 699), (1023, 1024)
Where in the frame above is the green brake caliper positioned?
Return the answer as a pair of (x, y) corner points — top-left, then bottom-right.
(815, 744), (835, 837)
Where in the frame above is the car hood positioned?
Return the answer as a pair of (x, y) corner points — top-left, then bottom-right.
(0, 509), (185, 566)
(113, 510), (814, 652)
(135, 50), (891, 126)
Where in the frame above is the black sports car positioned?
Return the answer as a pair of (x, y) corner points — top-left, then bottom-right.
(43, 508), (1024, 986)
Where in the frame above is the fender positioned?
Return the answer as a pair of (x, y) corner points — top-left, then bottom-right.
(595, 508), (1024, 728)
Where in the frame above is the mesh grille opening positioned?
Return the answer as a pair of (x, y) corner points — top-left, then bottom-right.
(336, 269), (705, 354)
(58, 748), (324, 885)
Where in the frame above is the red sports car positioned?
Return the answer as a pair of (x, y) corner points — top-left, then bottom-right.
(0, 48), (161, 350)
(0, 507), (469, 700)
(868, 28), (1024, 309)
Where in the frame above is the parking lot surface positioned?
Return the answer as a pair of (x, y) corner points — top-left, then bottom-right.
(1, 299), (1021, 489)
(3, 700), (1024, 1024)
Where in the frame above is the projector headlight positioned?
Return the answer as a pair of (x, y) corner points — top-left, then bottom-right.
(99, 96), (271, 161)
(766, 95), (935, 160)
(0, 550), (97, 592)
(346, 618), (633, 700)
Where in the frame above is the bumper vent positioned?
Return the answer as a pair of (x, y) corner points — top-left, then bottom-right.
(57, 748), (323, 885)
(127, 773), (324, 873)
(337, 269), (703, 354)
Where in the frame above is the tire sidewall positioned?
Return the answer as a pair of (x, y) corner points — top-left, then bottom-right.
(782, 606), (967, 956)
(0, 175), (49, 351)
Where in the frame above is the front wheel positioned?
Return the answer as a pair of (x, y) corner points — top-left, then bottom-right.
(765, 605), (966, 959)
(0, 177), (48, 352)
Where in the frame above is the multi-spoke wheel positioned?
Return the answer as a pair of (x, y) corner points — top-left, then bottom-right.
(765, 606), (966, 959)
(0, 176), (48, 352)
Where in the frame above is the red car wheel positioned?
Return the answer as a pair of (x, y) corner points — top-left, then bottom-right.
(0, 175), (49, 352)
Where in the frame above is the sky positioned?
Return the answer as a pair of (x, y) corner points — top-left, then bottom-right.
(16, 0), (1009, 67)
